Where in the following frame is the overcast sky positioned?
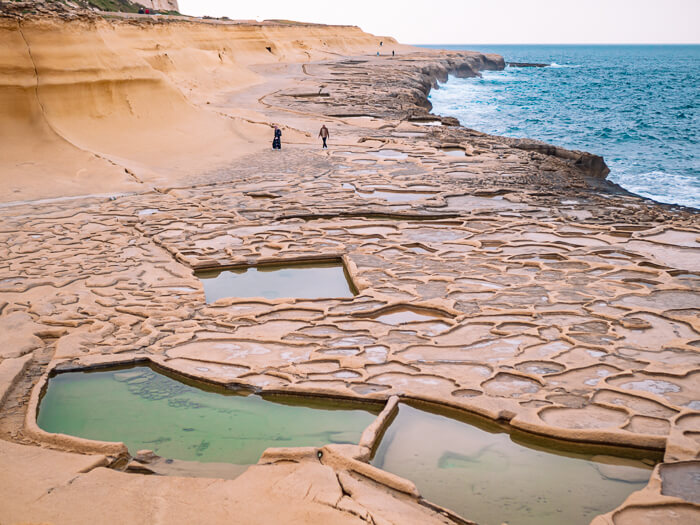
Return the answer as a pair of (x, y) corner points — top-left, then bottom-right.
(178, 0), (699, 44)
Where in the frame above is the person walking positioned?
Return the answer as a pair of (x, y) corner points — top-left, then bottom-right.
(318, 125), (330, 149)
(272, 126), (282, 150)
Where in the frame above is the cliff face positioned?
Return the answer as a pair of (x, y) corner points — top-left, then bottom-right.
(0, 1), (181, 14)
(138, 0), (178, 11)
(0, 15), (399, 199)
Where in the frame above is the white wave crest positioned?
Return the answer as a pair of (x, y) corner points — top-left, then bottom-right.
(549, 62), (581, 68)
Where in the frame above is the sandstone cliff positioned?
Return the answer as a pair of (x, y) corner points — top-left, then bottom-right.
(138, 0), (178, 11)
(0, 13), (403, 200)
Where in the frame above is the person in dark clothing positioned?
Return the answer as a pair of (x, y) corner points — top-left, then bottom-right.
(272, 126), (282, 150)
(138, 7), (144, 14)
(318, 125), (329, 149)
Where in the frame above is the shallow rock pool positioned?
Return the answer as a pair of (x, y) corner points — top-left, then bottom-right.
(38, 365), (380, 465)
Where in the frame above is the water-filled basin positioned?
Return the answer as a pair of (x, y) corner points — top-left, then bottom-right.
(38, 365), (380, 465)
(371, 149), (409, 160)
(441, 147), (466, 157)
(196, 261), (357, 302)
(371, 403), (658, 525)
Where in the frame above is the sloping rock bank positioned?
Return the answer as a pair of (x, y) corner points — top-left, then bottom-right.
(0, 6), (405, 201)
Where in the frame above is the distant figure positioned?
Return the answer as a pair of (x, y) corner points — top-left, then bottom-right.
(145, 8), (150, 14)
(272, 126), (282, 150)
(380, 41), (383, 46)
(392, 50), (395, 56)
(138, 7), (144, 14)
(319, 125), (330, 149)
(377, 52), (380, 56)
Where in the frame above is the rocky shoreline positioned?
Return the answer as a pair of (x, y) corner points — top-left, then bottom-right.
(280, 52), (613, 179)
(0, 9), (698, 525)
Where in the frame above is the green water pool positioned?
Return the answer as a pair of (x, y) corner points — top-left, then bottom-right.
(38, 365), (379, 465)
(371, 403), (659, 525)
(195, 261), (357, 302)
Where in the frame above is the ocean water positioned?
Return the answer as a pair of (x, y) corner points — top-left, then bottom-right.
(421, 45), (700, 209)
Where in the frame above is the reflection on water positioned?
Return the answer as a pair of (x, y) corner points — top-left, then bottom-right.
(371, 403), (658, 525)
(38, 365), (379, 465)
(195, 261), (357, 302)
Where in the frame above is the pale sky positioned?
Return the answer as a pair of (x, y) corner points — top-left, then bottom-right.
(178, 0), (699, 44)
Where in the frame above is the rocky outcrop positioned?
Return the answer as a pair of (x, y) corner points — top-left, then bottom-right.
(0, 0), (180, 15)
(507, 137), (610, 179)
(273, 53), (504, 121)
(507, 62), (549, 67)
(0, 1), (98, 20)
(138, 0), (178, 11)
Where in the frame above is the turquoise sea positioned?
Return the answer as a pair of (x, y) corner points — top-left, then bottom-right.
(421, 45), (699, 209)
